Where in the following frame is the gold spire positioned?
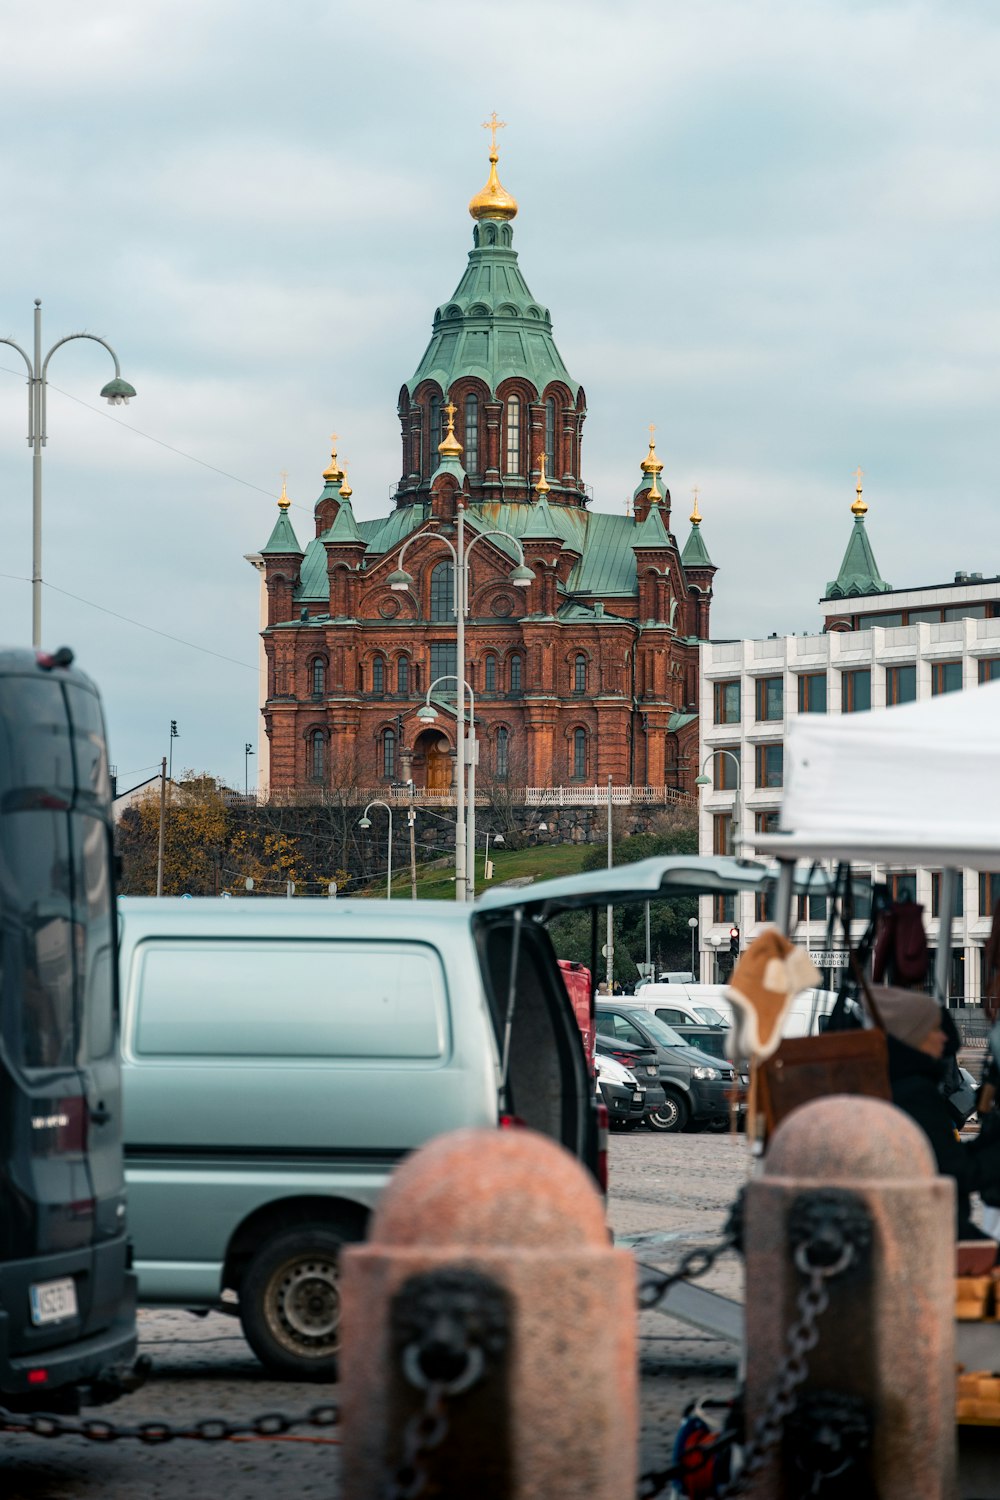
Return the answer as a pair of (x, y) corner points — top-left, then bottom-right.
(438, 402), (464, 459)
(468, 113), (518, 221)
(640, 423), (664, 476)
(851, 465), (867, 517)
(338, 461), (352, 500)
(690, 485), (702, 526)
(278, 471), (290, 510)
(535, 451), (550, 496)
(648, 468), (662, 503)
(322, 432), (343, 484)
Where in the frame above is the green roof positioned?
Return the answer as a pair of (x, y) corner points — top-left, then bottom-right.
(523, 494), (562, 540)
(261, 507), (303, 556)
(633, 502), (671, 549)
(680, 521), (713, 568)
(296, 507), (424, 601)
(407, 218), (579, 400)
(668, 712), (697, 731)
(825, 516), (891, 598)
(321, 497), (365, 545)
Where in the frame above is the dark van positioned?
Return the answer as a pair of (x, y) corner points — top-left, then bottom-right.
(0, 647), (137, 1408)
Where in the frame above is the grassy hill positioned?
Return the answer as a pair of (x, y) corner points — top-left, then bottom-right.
(361, 841), (596, 900)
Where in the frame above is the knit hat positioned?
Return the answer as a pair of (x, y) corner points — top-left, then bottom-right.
(871, 986), (942, 1049)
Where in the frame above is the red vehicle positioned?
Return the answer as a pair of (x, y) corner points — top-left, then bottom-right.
(558, 959), (595, 1074)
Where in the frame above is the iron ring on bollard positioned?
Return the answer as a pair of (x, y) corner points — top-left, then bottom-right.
(403, 1340), (485, 1397)
(792, 1238), (854, 1281)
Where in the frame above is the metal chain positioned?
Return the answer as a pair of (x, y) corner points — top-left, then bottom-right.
(384, 1380), (451, 1500)
(636, 1190), (743, 1312)
(0, 1400), (339, 1444)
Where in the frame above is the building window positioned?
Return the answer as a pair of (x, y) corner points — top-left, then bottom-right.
(397, 656), (409, 695)
(713, 747), (740, 790)
(311, 658), (326, 696)
(509, 655), (523, 694)
(796, 894), (828, 922)
(545, 397), (557, 473)
(484, 654), (497, 693)
(430, 561), (455, 621)
(464, 395), (479, 472)
(886, 664), (916, 706)
(852, 875), (873, 921)
(980, 873), (1000, 918)
(841, 669), (871, 713)
(496, 726), (509, 780)
(572, 727), (587, 779)
(429, 394), (442, 461)
(714, 893), (736, 923)
(931, 872), (964, 918)
(889, 871), (917, 903)
(574, 654), (587, 693)
(371, 657), (385, 697)
(979, 658), (1000, 684)
(505, 396), (520, 474)
(755, 743), (783, 788)
(309, 730), (325, 782)
(382, 728), (396, 779)
(931, 660), (962, 695)
(713, 813), (734, 857)
(856, 611), (904, 629)
(797, 673), (827, 713)
(714, 680), (741, 725)
(755, 676), (783, 721)
(755, 890), (775, 922)
(755, 810), (780, 835)
(430, 643), (458, 692)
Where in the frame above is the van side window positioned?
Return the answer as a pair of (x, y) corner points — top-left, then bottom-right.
(657, 1008), (686, 1025)
(609, 1014), (648, 1047)
(133, 943), (448, 1060)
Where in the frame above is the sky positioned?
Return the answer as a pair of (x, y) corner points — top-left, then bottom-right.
(0, 0), (997, 792)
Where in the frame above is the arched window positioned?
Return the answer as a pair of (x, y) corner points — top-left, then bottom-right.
(372, 656), (385, 696)
(496, 727), (509, 780)
(310, 730), (325, 781)
(509, 655), (522, 694)
(429, 395), (442, 462)
(574, 654), (587, 693)
(383, 728), (396, 779)
(484, 654), (497, 694)
(397, 656), (409, 695)
(430, 560), (455, 621)
(464, 395), (479, 473)
(545, 397), (557, 473)
(573, 728), (587, 780)
(311, 658), (326, 696)
(505, 396), (520, 474)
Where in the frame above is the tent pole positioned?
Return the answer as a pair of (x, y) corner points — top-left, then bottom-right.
(933, 867), (958, 1007)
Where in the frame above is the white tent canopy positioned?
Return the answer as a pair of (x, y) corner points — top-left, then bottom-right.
(755, 679), (1000, 871)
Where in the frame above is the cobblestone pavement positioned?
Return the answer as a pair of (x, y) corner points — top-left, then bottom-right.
(0, 1132), (749, 1499)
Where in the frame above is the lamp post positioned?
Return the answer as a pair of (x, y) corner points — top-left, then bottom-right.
(388, 492), (533, 903)
(244, 742), (254, 795)
(415, 675), (476, 899)
(484, 831), (504, 882)
(694, 748), (742, 854)
(358, 800), (393, 900)
(688, 915), (699, 978)
(169, 720), (179, 783)
(709, 931), (724, 983)
(0, 300), (137, 648)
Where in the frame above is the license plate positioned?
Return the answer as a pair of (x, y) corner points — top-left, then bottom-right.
(29, 1277), (77, 1327)
(632, 1091), (643, 1103)
(646, 1066), (657, 1077)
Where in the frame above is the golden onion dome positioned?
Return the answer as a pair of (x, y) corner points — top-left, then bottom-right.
(277, 475), (291, 510)
(851, 466), (867, 517)
(640, 427), (664, 476)
(690, 487), (702, 526)
(535, 452), (551, 495)
(438, 402), (464, 459)
(338, 461), (353, 499)
(469, 126), (518, 221)
(323, 433), (343, 484)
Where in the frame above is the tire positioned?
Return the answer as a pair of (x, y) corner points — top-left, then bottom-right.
(646, 1091), (688, 1134)
(239, 1225), (346, 1381)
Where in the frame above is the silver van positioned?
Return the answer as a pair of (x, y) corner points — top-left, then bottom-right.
(118, 897), (594, 1379)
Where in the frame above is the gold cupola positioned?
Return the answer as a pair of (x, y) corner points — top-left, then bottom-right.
(278, 474), (291, 510)
(851, 466), (867, 517)
(640, 425), (664, 478)
(323, 433), (343, 485)
(438, 402), (464, 459)
(338, 461), (353, 500)
(469, 113), (518, 222)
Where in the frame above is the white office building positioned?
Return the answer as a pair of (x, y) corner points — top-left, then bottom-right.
(696, 484), (1000, 1003)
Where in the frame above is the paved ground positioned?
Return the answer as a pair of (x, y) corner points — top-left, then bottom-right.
(0, 1132), (749, 1498)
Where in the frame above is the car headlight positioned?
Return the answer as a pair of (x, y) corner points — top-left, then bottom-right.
(692, 1065), (719, 1080)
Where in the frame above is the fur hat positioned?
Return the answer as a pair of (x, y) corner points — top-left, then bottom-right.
(871, 986), (942, 1049)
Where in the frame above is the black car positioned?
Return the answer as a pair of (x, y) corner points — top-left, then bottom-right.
(596, 1004), (738, 1133)
(596, 1040), (666, 1129)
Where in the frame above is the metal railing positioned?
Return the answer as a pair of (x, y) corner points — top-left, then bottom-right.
(239, 785), (695, 810)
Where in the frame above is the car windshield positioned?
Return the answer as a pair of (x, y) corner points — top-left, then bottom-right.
(628, 1012), (685, 1049)
(693, 1005), (726, 1026)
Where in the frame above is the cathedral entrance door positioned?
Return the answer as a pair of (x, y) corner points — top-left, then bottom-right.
(416, 730), (453, 793)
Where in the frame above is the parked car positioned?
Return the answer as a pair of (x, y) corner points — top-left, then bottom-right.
(118, 896), (596, 1379)
(595, 1052), (646, 1129)
(596, 1004), (738, 1133)
(595, 1038), (666, 1126)
(629, 985), (839, 1042)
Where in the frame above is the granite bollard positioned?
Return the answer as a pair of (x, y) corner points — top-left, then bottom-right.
(744, 1095), (956, 1498)
(340, 1127), (637, 1499)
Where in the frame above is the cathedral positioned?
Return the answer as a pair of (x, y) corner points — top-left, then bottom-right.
(251, 127), (717, 799)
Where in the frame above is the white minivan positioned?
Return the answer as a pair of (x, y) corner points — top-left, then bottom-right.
(628, 983), (839, 1040)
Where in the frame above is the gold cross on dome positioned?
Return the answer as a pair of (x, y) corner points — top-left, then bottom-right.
(482, 112), (507, 153)
(854, 465), (864, 489)
(692, 484), (700, 502)
(330, 433), (338, 449)
(280, 469), (288, 485)
(444, 401), (457, 427)
(648, 422), (656, 443)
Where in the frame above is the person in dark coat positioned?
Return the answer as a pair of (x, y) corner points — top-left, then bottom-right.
(876, 988), (1000, 1239)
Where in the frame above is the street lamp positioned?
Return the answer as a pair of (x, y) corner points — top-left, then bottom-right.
(388, 444), (534, 904)
(708, 931), (724, 983)
(244, 742), (254, 795)
(358, 799), (393, 900)
(416, 675), (477, 899)
(695, 748), (742, 855)
(688, 915), (699, 977)
(484, 831), (504, 881)
(0, 300), (137, 648)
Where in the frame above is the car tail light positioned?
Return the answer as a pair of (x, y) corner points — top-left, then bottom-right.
(30, 1096), (87, 1155)
(27, 1369), (48, 1386)
(499, 1114), (527, 1129)
(596, 1103), (609, 1194)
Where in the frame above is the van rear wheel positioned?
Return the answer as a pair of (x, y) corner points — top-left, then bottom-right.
(646, 1092), (688, 1133)
(239, 1225), (344, 1380)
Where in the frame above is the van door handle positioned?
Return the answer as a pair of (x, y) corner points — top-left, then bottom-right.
(90, 1103), (111, 1126)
